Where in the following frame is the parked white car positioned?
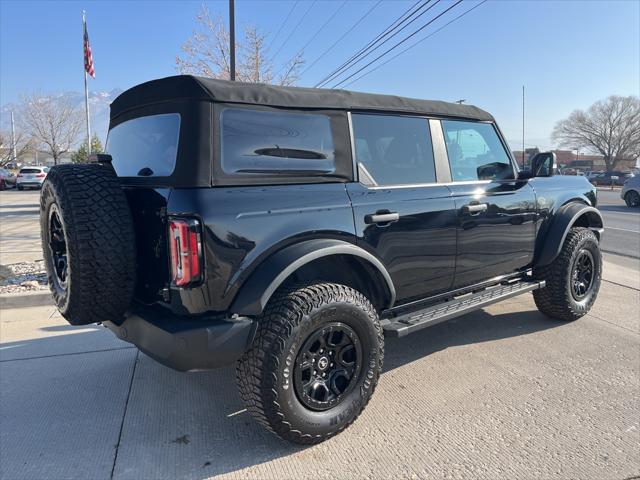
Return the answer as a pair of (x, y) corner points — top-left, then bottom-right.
(16, 166), (49, 190)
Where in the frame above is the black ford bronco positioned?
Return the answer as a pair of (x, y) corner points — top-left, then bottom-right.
(41, 76), (603, 444)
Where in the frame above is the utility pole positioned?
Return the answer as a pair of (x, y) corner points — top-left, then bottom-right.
(10, 111), (17, 164)
(229, 0), (236, 81)
(522, 85), (525, 168)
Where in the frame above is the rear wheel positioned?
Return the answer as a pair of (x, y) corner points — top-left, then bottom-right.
(533, 227), (601, 321)
(40, 163), (136, 325)
(17, 185), (23, 191)
(236, 283), (383, 444)
(625, 190), (640, 207)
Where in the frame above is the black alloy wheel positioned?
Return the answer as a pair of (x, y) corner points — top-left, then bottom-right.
(236, 282), (384, 444)
(48, 205), (68, 290)
(571, 249), (594, 299)
(294, 322), (362, 411)
(625, 190), (640, 207)
(533, 227), (602, 321)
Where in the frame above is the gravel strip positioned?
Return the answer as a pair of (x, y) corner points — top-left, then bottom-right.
(0, 260), (49, 294)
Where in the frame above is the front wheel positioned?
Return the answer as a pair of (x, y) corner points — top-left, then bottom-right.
(236, 283), (384, 444)
(533, 227), (602, 321)
(625, 190), (640, 207)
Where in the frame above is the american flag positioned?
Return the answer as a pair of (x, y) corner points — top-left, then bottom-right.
(83, 20), (95, 78)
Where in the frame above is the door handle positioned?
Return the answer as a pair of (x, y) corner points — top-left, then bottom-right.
(463, 203), (488, 214)
(365, 212), (400, 225)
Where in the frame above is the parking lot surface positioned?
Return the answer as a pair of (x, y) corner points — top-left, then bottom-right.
(1, 188), (639, 479)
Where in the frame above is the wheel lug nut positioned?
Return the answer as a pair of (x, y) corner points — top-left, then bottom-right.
(313, 370), (317, 375)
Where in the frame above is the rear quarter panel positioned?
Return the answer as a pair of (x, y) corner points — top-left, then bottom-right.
(167, 183), (356, 314)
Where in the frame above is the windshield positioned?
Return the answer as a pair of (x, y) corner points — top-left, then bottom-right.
(106, 113), (181, 177)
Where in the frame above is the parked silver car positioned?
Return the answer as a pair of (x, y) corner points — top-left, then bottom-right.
(621, 175), (640, 207)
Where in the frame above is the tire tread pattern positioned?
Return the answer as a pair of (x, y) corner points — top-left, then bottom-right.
(40, 163), (136, 325)
(235, 282), (383, 445)
(533, 227), (601, 321)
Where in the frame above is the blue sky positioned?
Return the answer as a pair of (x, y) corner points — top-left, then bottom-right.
(1, 0), (638, 149)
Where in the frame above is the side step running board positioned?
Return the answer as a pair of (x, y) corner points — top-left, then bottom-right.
(382, 280), (545, 338)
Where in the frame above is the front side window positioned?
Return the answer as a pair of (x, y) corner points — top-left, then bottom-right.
(106, 113), (181, 177)
(221, 108), (336, 175)
(441, 120), (514, 182)
(351, 114), (436, 186)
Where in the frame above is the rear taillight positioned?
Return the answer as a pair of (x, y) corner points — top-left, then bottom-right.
(17, 174), (23, 178)
(36, 173), (46, 178)
(168, 218), (203, 287)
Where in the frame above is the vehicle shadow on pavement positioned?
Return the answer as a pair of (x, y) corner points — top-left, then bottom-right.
(383, 305), (561, 372)
(0, 208), (40, 217)
(0, 305), (563, 479)
(597, 204), (634, 214)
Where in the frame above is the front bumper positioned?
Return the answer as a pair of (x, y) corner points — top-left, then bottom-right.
(104, 305), (256, 372)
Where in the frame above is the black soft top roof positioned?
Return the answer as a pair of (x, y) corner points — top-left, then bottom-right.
(110, 75), (493, 122)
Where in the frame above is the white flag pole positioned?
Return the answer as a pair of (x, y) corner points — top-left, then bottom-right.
(83, 10), (92, 155)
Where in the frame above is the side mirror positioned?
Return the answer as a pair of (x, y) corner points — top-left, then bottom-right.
(530, 152), (557, 177)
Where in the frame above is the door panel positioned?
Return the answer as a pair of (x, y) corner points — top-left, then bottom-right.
(448, 180), (537, 288)
(347, 183), (457, 304)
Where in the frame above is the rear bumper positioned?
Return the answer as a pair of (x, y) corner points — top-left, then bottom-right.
(17, 181), (43, 187)
(104, 305), (256, 372)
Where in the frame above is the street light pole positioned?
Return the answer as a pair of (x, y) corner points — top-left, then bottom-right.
(229, 0), (236, 81)
(10, 111), (17, 164)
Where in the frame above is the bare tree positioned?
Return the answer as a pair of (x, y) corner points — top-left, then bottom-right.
(0, 129), (34, 167)
(176, 4), (304, 86)
(552, 95), (640, 171)
(19, 94), (83, 165)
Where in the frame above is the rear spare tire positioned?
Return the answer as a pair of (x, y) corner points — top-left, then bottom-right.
(40, 163), (136, 325)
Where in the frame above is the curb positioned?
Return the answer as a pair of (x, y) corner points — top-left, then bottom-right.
(0, 291), (53, 309)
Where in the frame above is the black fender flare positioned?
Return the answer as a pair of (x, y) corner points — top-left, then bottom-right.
(230, 239), (396, 316)
(535, 203), (603, 267)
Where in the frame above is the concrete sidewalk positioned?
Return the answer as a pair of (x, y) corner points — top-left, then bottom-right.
(0, 190), (42, 265)
(1, 262), (638, 480)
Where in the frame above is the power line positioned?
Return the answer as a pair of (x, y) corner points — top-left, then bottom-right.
(300, 0), (383, 78)
(315, 0), (429, 87)
(274, 0), (347, 79)
(266, 1), (300, 52)
(339, 0), (487, 89)
(318, 0), (444, 88)
(298, 0), (348, 54)
(271, 0), (318, 61)
(333, 0), (476, 89)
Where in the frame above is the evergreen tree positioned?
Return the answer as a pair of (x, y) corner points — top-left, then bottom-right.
(71, 134), (103, 163)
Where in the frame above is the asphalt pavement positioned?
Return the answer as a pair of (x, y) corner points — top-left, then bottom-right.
(597, 189), (640, 259)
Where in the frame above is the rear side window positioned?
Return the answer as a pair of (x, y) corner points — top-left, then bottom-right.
(351, 114), (435, 186)
(441, 120), (513, 182)
(220, 108), (335, 175)
(106, 113), (181, 177)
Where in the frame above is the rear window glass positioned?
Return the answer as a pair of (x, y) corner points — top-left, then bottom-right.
(220, 108), (335, 175)
(19, 168), (44, 174)
(106, 113), (180, 177)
